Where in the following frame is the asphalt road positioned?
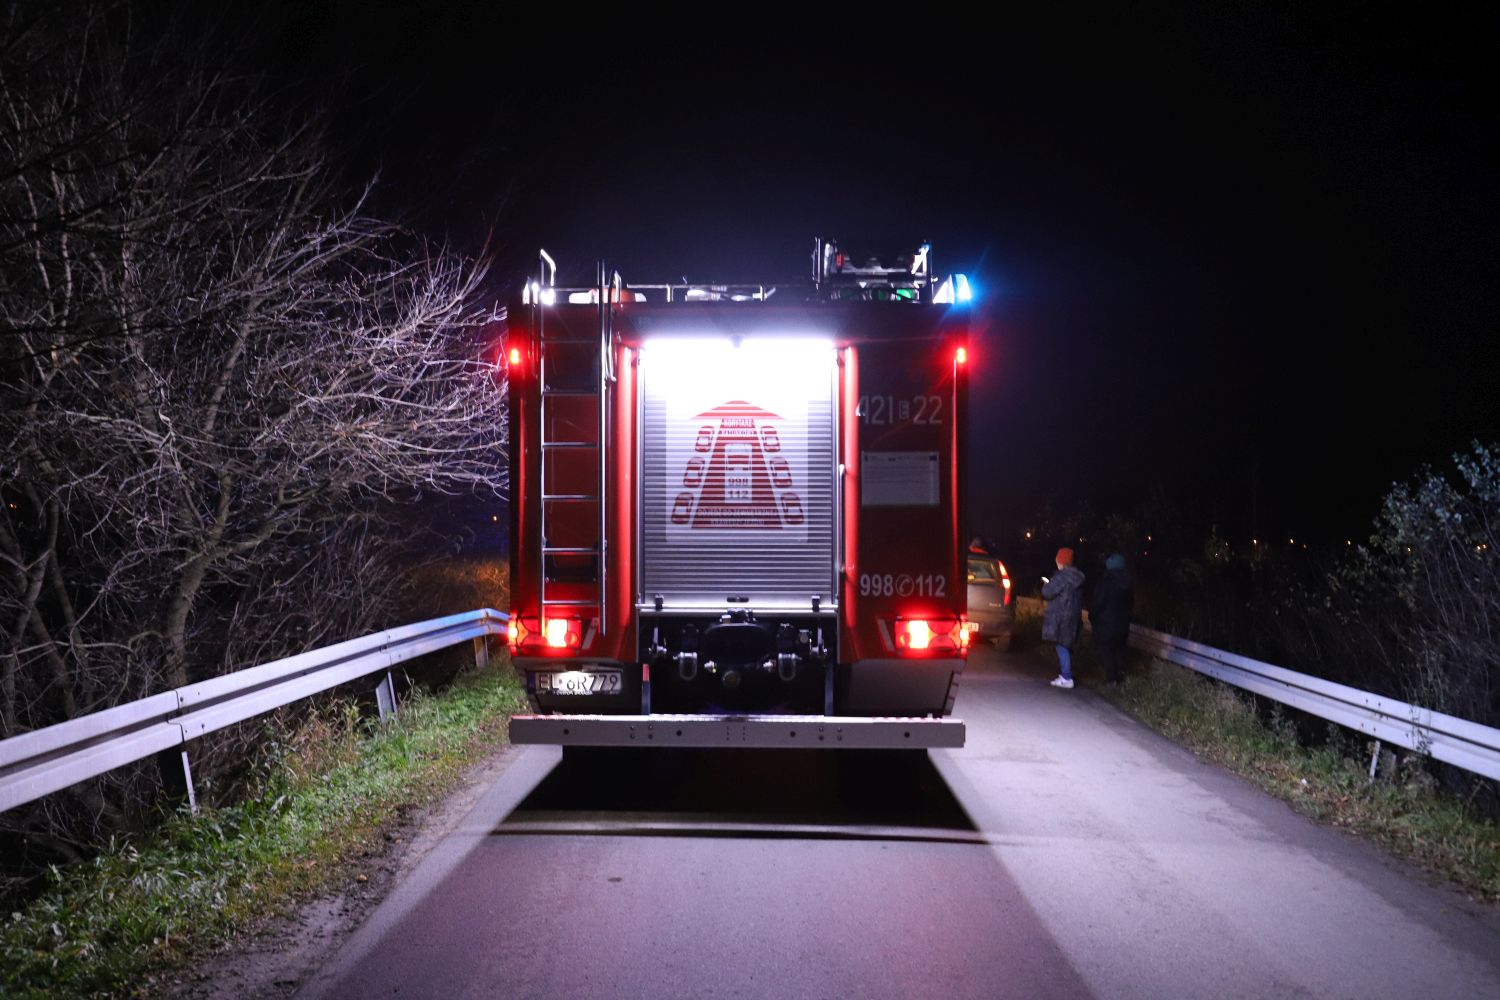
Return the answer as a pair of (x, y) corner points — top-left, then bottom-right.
(299, 647), (1500, 1000)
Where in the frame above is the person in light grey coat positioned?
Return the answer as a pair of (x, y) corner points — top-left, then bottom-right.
(1041, 546), (1086, 689)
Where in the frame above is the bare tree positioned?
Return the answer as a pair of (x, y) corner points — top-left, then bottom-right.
(0, 2), (507, 843)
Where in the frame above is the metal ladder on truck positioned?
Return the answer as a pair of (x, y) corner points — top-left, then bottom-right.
(532, 255), (617, 639)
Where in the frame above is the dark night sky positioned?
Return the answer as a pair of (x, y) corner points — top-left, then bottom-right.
(261, 3), (1499, 545)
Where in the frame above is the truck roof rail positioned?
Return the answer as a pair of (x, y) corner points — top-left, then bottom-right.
(522, 239), (970, 306)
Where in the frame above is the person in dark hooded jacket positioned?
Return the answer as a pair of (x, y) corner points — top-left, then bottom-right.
(1090, 553), (1135, 685)
(1041, 547), (1086, 689)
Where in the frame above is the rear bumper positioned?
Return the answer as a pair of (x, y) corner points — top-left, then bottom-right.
(969, 606), (1015, 637)
(509, 713), (965, 749)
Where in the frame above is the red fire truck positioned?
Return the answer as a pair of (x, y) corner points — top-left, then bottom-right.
(505, 240), (972, 748)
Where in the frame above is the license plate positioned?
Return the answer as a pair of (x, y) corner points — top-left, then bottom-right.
(536, 669), (623, 696)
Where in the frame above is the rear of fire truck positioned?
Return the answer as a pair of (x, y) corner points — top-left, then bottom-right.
(505, 240), (972, 749)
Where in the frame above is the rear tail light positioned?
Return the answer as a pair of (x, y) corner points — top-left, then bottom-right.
(900, 619), (935, 650)
(893, 617), (964, 655)
(544, 617), (582, 649)
(507, 615), (585, 653)
(998, 560), (1012, 605)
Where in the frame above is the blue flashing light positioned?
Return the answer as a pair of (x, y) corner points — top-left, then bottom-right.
(955, 274), (973, 303)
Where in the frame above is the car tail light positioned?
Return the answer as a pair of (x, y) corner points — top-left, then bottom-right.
(544, 617), (582, 649)
(997, 560), (1012, 605)
(894, 617), (963, 655)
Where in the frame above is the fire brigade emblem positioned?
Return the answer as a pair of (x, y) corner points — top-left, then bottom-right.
(671, 400), (804, 530)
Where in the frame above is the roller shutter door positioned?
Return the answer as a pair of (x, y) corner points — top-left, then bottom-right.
(639, 339), (836, 609)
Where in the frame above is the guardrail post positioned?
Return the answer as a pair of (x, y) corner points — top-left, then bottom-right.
(157, 748), (199, 815)
(1368, 739), (1382, 783)
(473, 635), (490, 670)
(375, 671), (397, 722)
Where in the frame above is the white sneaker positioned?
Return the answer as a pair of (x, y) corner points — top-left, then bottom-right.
(1050, 676), (1074, 689)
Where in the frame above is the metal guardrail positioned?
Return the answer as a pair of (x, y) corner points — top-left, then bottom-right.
(1016, 594), (1497, 781)
(0, 608), (509, 814)
(1128, 625), (1500, 782)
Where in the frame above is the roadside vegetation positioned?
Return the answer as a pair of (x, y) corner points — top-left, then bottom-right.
(1104, 657), (1500, 902)
(402, 557), (509, 622)
(1012, 443), (1500, 821)
(1015, 608), (1500, 903)
(0, 654), (524, 999)
(0, 0), (508, 879)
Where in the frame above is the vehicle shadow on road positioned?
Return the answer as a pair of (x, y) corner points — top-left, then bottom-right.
(492, 748), (980, 841)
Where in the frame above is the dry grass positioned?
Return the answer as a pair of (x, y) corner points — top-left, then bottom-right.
(400, 556), (509, 622)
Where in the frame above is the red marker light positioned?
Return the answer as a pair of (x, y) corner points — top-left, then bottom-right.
(508, 347), (521, 367)
(955, 346), (968, 365)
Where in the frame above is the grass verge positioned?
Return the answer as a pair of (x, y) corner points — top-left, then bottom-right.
(1103, 655), (1500, 902)
(0, 658), (525, 999)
